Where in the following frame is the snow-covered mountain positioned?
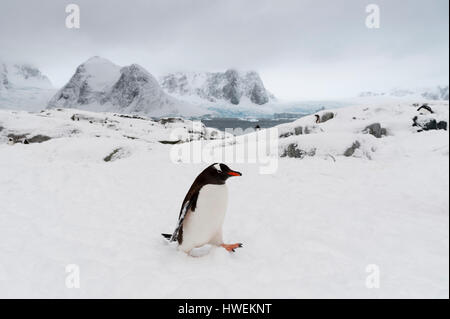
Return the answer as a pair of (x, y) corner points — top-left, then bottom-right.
(0, 62), (52, 90)
(0, 62), (55, 111)
(359, 86), (449, 101)
(48, 57), (202, 117)
(0, 64), (8, 92)
(421, 86), (449, 101)
(160, 69), (273, 106)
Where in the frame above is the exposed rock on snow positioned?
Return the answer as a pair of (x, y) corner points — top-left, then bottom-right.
(281, 143), (316, 159)
(279, 130), (294, 138)
(0, 108), (229, 147)
(316, 112), (335, 123)
(158, 117), (184, 125)
(26, 134), (52, 144)
(294, 126), (303, 135)
(413, 116), (448, 132)
(103, 147), (130, 162)
(279, 124), (322, 139)
(160, 69), (273, 105)
(6, 133), (28, 144)
(272, 101), (449, 160)
(344, 141), (361, 157)
(363, 123), (387, 138)
(6, 132), (51, 145)
(158, 140), (181, 145)
(282, 111), (336, 137)
(438, 121), (448, 130)
(48, 57), (200, 117)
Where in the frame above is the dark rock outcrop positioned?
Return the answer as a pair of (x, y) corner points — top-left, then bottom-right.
(294, 126), (303, 135)
(344, 141), (361, 157)
(279, 125), (320, 138)
(6, 133), (51, 144)
(413, 116), (448, 132)
(159, 118), (183, 125)
(315, 112), (335, 124)
(320, 112), (335, 123)
(281, 143), (316, 159)
(279, 131), (294, 138)
(363, 123), (387, 138)
(437, 121), (448, 131)
(27, 135), (51, 144)
(104, 148), (122, 162)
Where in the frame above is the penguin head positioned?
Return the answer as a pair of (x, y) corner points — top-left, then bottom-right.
(205, 163), (242, 184)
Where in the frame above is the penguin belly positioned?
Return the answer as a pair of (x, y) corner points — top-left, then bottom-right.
(179, 184), (228, 253)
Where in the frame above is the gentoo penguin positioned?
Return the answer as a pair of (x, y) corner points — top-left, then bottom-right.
(315, 114), (321, 124)
(417, 104), (434, 114)
(162, 163), (242, 254)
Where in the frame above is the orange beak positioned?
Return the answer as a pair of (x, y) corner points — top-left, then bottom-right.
(227, 171), (242, 177)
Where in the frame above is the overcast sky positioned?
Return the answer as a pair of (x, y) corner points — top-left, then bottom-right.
(0, 0), (448, 100)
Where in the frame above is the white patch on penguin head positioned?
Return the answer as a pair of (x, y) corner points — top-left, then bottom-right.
(213, 163), (222, 172)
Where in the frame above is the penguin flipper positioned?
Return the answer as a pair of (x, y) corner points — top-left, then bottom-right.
(169, 199), (193, 243)
(167, 189), (199, 244)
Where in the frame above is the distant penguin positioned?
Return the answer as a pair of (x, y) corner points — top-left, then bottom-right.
(162, 163), (243, 254)
(315, 114), (320, 123)
(417, 104), (434, 114)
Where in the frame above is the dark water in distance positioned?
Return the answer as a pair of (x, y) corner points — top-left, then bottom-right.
(202, 117), (302, 134)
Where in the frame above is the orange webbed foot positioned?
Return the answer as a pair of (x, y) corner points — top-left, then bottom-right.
(221, 243), (243, 252)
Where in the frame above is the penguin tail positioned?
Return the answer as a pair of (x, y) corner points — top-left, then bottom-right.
(161, 233), (172, 240)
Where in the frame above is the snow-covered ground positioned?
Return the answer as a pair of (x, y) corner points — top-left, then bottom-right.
(0, 101), (448, 298)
